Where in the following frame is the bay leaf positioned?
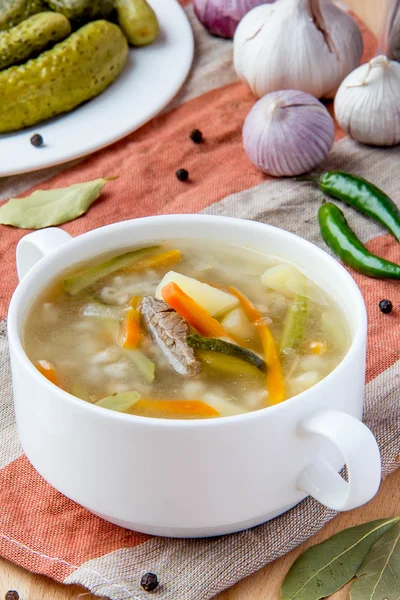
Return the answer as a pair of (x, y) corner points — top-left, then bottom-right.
(0, 177), (115, 229)
(281, 517), (400, 600)
(350, 521), (400, 600)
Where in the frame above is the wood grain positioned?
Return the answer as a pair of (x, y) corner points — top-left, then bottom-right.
(0, 1), (392, 599)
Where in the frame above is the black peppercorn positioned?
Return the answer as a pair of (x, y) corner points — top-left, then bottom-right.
(5, 591), (19, 600)
(176, 168), (189, 182)
(379, 299), (393, 314)
(189, 129), (203, 144)
(30, 133), (44, 147)
(140, 572), (159, 592)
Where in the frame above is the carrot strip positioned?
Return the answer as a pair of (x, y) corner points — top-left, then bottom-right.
(201, 282), (252, 346)
(161, 282), (230, 338)
(228, 286), (286, 405)
(126, 249), (181, 273)
(36, 359), (59, 386)
(120, 310), (141, 349)
(145, 249), (181, 269)
(119, 296), (142, 348)
(134, 399), (219, 418)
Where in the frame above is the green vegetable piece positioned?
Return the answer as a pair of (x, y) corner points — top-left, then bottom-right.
(0, 12), (71, 71)
(186, 334), (266, 372)
(280, 294), (308, 352)
(0, 178), (112, 230)
(281, 517), (399, 600)
(0, 0), (46, 32)
(318, 171), (400, 243)
(46, 0), (114, 23)
(96, 390), (141, 411)
(122, 348), (155, 383)
(64, 245), (160, 295)
(318, 203), (400, 279)
(197, 350), (263, 378)
(350, 521), (400, 600)
(115, 0), (159, 46)
(0, 20), (128, 133)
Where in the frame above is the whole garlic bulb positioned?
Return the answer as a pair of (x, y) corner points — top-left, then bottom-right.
(193, 0), (274, 39)
(234, 0), (363, 99)
(243, 90), (334, 177)
(335, 56), (400, 147)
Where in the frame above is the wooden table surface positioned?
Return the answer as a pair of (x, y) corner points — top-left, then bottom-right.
(1, 1), (394, 599)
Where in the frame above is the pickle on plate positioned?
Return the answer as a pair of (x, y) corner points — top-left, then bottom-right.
(114, 0), (159, 46)
(0, 20), (128, 133)
(0, 0), (47, 31)
(46, 0), (114, 23)
(0, 12), (71, 71)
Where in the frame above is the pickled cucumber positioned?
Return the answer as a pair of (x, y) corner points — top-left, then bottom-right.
(0, 0), (47, 32)
(114, 0), (159, 46)
(0, 20), (128, 133)
(46, 0), (114, 23)
(0, 12), (71, 71)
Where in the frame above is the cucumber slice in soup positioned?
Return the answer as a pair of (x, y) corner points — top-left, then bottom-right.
(64, 246), (160, 295)
(96, 390), (141, 411)
(280, 294), (308, 352)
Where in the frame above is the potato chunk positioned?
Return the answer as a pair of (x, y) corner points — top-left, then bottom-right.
(156, 271), (238, 317)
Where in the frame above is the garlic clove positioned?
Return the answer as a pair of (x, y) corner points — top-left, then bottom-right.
(381, 0), (400, 62)
(233, 0), (363, 100)
(308, 0), (364, 96)
(233, 4), (271, 96)
(193, 0), (274, 39)
(335, 55), (400, 147)
(243, 90), (334, 177)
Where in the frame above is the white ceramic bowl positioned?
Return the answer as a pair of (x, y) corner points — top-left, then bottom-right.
(7, 216), (381, 538)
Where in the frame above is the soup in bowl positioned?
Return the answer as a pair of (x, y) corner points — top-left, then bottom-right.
(24, 239), (350, 419)
(8, 216), (381, 537)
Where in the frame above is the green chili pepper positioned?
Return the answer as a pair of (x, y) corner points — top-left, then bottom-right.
(316, 171), (400, 242)
(318, 203), (400, 279)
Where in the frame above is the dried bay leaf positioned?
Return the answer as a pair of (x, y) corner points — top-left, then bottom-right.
(281, 517), (400, 600)
(350, 521), (400, 600)
(0, 177), (115, 229)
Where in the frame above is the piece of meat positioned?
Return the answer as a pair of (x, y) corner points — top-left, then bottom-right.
(139, 296), (200, 376)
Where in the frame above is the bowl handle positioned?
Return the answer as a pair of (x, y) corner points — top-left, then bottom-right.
(16, 228), (72, 281)
(297, 409), (381, 511)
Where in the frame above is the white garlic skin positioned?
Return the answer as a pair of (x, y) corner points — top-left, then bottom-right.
(243, 90), (334, 177)
(233, 0), (363, 99)
(335, 56), (400, 147)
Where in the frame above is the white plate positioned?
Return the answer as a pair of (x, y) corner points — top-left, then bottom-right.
(0, 0), (194, 177)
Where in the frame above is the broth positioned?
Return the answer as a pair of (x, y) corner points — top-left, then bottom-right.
(24, 240), (350, 419)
